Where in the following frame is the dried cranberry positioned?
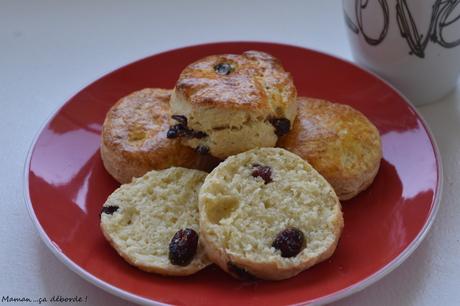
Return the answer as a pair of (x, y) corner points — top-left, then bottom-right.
(214, 63), (233, 75)
(167, 124), (189, 139)
(227, 262), (257, 281)
(171, 115), (188, 125)
(251, 164), (272, 184)
(168, 228), (199, 266)
(272, 228), (305, 258)
(166, 128), (178, 138)
(195, 145), (209, 155)
(269, 118), (291, 136)
(101, 205), (119, 215)
(167, 116), (207, 140)
(177, 124), (191, 136)
(192, 130), (208, 139)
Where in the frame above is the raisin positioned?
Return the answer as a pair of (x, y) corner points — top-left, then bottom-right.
(251, 164), (272, 184)
(167, 124), (189, 138)
(214, 63), (233, 75)
(101, 205), (119, 215)
(166, 128), (178, 138)
(168, 228), (199, 266)
(272, 227), (305, 258)
(192, 130), (208, 139)
(269, 118), (291, 136)
(195, 145), (209, 155)
(171, 115), (187, 125)
(176, 124), (190, 136)
(167, 123), (207, 140)
(227, 262), (257, 281)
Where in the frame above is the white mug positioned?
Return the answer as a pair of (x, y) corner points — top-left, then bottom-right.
(343, 0), (460, 105)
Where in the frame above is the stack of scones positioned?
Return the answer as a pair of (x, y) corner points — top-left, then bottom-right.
(100, 51), (381, 280)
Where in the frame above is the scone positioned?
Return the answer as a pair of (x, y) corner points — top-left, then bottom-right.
(168, 50), (297, 159)
(101, 88), (220, 184)
(199, 148), (343, 280)
(278, 98), (382, 200)
(100, 167), (210, 276)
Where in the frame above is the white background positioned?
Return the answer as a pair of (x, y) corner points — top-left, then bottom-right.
(1, 1), (459, 305)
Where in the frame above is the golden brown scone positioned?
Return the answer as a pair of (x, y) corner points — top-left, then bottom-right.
(199, 148), (343, 280)
(278, 98), (382, 200)
(168, 50), (297, 159)
(101, 88), (220, 184)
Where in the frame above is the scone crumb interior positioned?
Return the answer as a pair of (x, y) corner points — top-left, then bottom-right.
(200, 148), (343, 271)
(100, 167), (210, 275)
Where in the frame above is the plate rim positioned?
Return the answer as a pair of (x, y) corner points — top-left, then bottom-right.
(23, 41), (443, 306)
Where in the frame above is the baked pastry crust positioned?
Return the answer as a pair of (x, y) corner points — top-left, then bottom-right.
(174, 50), (297, 110)
(279, 97), (382, 200)
(101, 88), (219, 184)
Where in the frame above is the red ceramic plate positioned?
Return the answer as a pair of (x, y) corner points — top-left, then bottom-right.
(25, 42), (441, 305)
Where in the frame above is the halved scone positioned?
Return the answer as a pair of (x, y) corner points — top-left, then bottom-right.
(100, 167), (210, 276)
(199, 148), (343, 280)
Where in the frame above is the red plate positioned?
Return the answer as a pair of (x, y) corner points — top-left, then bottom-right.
(25, 42), (441, 305)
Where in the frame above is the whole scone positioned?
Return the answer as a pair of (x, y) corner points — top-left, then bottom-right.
(199, 148), (343, 280)
(100, 167), (210, 276)
(101, 88), (220, 184)
(168, 51), (297, 159)
(278, 97), (382, 200)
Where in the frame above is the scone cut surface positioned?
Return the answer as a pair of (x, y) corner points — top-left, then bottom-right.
(101, 88), (219, 184)
(279, 97), (382, 200)
(169, 51), (298, 158)
(100, 167), (210, 276)
(199, 148), (343, 280)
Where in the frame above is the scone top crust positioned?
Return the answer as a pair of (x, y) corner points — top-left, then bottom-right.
(174, 50), (297, 114)
(278, 98), (382, 200)
(102, 88), (172, 154)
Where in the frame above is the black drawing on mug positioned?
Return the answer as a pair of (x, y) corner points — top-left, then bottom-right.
(357, 0), (390, 45)
(344, 0), (460, 58)
(397, 0), (460, 57)
(344, 0), (390, 45)
(344, 7), (360, 34)
(436, 0), (460, 48)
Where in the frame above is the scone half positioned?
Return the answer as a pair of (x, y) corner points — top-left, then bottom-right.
(100, 167), (210, 276)
(199, 148), (343, 280)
